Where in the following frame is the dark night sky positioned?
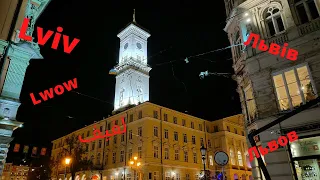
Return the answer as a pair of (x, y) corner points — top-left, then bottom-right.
(8, 0), (241, 160)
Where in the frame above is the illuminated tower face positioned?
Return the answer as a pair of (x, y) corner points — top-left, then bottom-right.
(113, 18), (151, 111)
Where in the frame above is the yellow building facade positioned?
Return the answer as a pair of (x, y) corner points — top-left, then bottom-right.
(1, 163), (29, 180)
(51, 102), (252, 180)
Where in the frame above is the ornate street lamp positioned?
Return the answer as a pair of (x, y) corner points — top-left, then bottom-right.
(129, 156), (141, 180)
(200, 145), (207, 180)
(64, 157), (71, 180)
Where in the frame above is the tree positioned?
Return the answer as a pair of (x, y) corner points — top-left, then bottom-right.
(51, 134), (93, 179)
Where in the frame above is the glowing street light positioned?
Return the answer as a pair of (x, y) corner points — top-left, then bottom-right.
(115, 172), (119, 176)
(130, 161), (134, 165)
(244, 12), (249, 17)
(133, 156), (138, 160)
(137, 162), (141, 166)
(246, 18), (251, 23)
(64, 158), (71, 179)
(65, 158), (71, 165)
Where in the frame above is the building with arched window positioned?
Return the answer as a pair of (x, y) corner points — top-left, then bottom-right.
(224, 0), (320, 179)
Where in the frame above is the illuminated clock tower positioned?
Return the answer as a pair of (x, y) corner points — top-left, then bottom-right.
(113, 9), (151, 111)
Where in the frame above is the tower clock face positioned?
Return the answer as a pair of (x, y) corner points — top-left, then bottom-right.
(136, 43), (142, 49)
(124, 43), (128, 50)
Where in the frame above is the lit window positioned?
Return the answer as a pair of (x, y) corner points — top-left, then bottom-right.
(295, 0), (319, 24)
(230, 149), (235, 165)
(154, 146), (159, 158)
(264, 7), (285, 36)
(209, 155), (213, 166)
(238, 151), (243, 166)
(273, 64), (316, 111)
(164, 148), (169, 160)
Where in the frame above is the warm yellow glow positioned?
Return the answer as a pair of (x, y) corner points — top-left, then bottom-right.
(65, 158), (71, 165)
(130, 161), (134, 165)
(115, 172), (119, 176)
(133, 156), (137, 160)
(137, 162), (141, 166)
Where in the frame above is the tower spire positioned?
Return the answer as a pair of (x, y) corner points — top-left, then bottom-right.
(133, 9), (136, 23)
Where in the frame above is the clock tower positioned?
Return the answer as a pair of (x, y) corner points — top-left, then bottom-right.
(113, 10), (151, 111)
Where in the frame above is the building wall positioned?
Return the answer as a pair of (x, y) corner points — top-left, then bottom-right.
(223, 0), (320, 180)
(51, 102), (252, 180)
(1, 163), (29, 180)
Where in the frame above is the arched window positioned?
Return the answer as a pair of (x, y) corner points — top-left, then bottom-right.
(264, 7), (285, 36)
(237, 151), (243, 166)
(97, 153), (101, 165)
(230, 149), (235, 165)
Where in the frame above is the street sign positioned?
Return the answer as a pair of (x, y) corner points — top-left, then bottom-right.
(214, 151), (229, 166)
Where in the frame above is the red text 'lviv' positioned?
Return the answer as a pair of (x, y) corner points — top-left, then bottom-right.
(244, 33), (298, 61)
(30, 78), (78, 105)
(19, 18), (80, 54)
(248, 131), (298, 162)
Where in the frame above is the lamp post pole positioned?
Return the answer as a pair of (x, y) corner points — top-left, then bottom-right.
(64, 158), (71, 180)
(129, 157), (141, 180)
(200, 145), (207, 180)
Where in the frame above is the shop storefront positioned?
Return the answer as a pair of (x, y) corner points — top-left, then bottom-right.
(289, 135), (320, 180)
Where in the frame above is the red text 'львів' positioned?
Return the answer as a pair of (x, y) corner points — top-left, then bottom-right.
(30, 78), (78, 105)
(248, 131), (298, 162)
(19, 18), (80, 54)
(244, 33), (298, 61)
(79, 117), (127, 143)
